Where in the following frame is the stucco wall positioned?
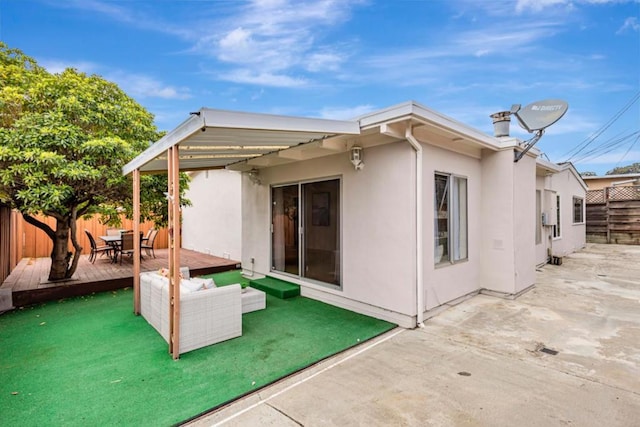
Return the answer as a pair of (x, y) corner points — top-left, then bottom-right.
(241, 139), (544, 321)
(548, 168), (587, 256)
(423, 144), (482, 310)
(182, 169), (242, 261)
(513, 154), (537, 293)
(535, 175), (553, 265)
(479, 149), (517, 294)
(241, 142), (417, 319)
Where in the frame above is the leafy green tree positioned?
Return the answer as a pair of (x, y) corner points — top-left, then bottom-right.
(580, 171), (597, 177)
(0, 42), (188, 281)
(606, 162), (640, 175)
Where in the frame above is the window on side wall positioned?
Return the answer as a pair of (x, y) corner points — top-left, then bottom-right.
(434, 173), (468, 265)
(573, 196), (584, 224)
(536, 190), (542, 245)
(553, 194), (561, 238)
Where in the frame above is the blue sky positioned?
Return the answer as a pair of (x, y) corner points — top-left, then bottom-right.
(2, 0), (639, 175)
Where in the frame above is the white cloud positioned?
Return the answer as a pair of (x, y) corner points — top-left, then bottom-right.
(107, 72), (192, 100)
(514, 0), (637, 13)
(219, 27), (253, 52)
(318, 104), (376, 120)
(39, 59), (99, 75)
(48, 0), (363, 88)
(45, 0), (193, 38)
(35, 58), (189, 100)
(55, 0), (135, 23)
(190, 0), (362, 86)
(617, 17), (640, 34)
(305, 51), (345, 72)
(453, 21), (562, 55)
(218, 69), (308, 87)
(515, 0), (567, 13)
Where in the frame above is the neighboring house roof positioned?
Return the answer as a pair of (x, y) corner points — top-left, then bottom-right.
(582, 173), (640, 186)
(582, 173), (640, 180)
(581, 173), (640, 191)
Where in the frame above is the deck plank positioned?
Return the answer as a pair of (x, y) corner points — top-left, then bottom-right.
(1, 249), (240, 307)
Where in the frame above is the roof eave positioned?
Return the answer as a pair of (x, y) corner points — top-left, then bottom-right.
(358, 100), (502, 151)
(123, 113), (204, 175)
(122, 109), (360, 176)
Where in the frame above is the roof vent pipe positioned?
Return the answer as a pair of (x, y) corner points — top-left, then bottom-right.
(490, 111), (511, 137)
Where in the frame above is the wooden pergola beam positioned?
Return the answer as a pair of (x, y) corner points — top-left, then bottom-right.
(133, 168), (141, 314)
(168, 146), (182, 359)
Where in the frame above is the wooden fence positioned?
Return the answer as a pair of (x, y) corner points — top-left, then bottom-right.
(586, 185), (640, 244)
(0, 206), (22, 284)
(13, 212), (168, 258)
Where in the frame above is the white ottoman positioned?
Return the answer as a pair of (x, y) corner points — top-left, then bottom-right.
(241, 287), (266, 313)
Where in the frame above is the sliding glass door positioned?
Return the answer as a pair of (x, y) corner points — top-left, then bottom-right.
(271, 179), (340, 286)
(271, 185), (299, 275)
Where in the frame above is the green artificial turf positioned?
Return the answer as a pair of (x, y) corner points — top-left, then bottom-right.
(249, 277), (300, 299)
(0, 285), (395, 426)
(201, 270), (250, 288)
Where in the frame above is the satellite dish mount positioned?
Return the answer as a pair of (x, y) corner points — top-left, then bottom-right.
(511, 99), (568, 162)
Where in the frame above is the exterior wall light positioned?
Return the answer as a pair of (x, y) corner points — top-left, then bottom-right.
(350, 146), (364, 171)
(247, 168), (261, 185)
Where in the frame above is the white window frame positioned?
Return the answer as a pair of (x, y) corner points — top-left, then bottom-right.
(552, 194), (561, 239)
(536, 190), (542, 245)
(572, 196), (584, 224)
(434, 172), (468, 265)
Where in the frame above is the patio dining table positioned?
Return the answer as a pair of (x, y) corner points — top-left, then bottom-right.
(99, 234), (144, 263)
(99, 235), (123, 263)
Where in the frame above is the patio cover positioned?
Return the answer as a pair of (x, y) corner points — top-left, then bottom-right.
(122, 108), (360, 358)
(123, 108), (361, 175)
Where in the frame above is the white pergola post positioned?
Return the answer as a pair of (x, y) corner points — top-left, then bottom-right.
(168, 146), (182, 359)
(133, 168), (141, 315)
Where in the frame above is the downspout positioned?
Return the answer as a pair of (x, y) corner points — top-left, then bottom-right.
(405, 126), (425, 328)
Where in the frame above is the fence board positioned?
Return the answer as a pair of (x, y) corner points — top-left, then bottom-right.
(20, 214), (168, 258)
(586, 185), (640, 245)
(0, 206), (10, 284)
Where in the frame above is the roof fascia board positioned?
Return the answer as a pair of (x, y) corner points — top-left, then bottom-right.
(201, 108), (360, 134)
(559, 162), (589, 191)
(358, 101), (501, 151)
(123, 114), (204, 175)
(123, 109), (360, 176)
(536, 157), (561, 173)
(582, 173), (640, 180)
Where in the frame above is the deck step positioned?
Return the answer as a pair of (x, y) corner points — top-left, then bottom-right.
(249, 277), (300, 299)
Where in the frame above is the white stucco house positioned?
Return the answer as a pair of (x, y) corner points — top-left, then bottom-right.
(181, 169), (242, 261)
(125, 101), (586, 329)
(535, 160), (587, 266)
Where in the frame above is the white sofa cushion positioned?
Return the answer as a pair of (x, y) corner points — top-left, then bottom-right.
(139, 268), (241, 355)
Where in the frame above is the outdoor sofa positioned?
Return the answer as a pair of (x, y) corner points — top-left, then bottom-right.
(139, 267), (242, 354)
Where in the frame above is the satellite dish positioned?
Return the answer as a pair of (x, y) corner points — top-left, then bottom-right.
(510, 99), (568, 163)
(512, 99), (568, 133)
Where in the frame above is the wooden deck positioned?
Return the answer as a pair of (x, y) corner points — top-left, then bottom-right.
(1, 249), (240, 307)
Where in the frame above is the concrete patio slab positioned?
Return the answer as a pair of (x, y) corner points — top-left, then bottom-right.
(188, 243), (640, 426)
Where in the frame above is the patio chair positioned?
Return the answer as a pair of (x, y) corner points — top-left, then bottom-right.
(106, 228), (122, 236)
(84, 229), (112, 263)
(141, 228), (159, 258)
(142, 228), (153, 243)
(119, 231), (135, 264)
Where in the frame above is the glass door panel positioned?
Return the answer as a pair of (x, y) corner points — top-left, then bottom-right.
(302, 179), (340, 285)
(271, 185), (299, 275)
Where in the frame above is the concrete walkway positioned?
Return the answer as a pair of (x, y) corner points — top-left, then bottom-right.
(189, 244), (640, 426)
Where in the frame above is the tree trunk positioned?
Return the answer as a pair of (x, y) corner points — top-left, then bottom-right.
(24, 212), (84, 281)
(49, 218), (72, 281)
